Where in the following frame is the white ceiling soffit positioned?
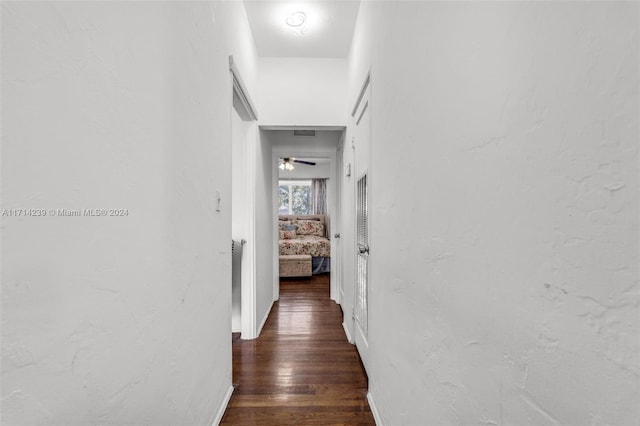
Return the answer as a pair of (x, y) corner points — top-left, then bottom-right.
(243, 1), (361, 58)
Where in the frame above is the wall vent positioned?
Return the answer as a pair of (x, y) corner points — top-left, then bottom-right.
(293, 130), (316, 137)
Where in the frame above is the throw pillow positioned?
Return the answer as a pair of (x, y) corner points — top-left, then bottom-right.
(278, 220), (291, 230)
(294, 220), (325, 237)
(279, 229), (296, 239)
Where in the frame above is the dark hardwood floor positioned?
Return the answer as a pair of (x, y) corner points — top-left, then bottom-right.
(221, 274), (375, 425)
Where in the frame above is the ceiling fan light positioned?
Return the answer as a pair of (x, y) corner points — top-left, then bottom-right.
(280, 158), (295, 171)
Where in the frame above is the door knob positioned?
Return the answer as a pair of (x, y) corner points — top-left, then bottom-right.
(334, 233), (341, 238)
(358, 244), (369, 254)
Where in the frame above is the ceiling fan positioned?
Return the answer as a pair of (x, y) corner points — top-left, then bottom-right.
(279, 157), (316, 171)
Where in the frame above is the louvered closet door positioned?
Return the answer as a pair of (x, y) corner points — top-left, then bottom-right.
(351, 73), (371, 372)
(355, 173), (369, 339)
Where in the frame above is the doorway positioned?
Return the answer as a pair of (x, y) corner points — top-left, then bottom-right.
(267, 128), (345, 304)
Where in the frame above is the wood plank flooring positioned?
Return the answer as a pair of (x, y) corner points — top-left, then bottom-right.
(220, 274), (375, 425)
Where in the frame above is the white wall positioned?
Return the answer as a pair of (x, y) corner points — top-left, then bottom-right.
(257, 58), (348, 127)
(348, 2), (639, 425)
(338, 101), (361, 345)
(1, 2), (257, 424)
(270, 130), (342, 153)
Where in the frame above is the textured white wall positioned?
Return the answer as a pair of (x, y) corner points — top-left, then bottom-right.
(257, 58), (348, 127)
(348, 2), (639, 425)
(339, 135), (356, 327)
(1, 2), (257, 424)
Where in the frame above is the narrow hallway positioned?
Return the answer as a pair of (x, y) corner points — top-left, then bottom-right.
(221, 275), (375, 425)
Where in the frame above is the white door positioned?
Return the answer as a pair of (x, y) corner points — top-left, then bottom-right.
(352, 77), (371, 371)
(335, 144), (344, 303)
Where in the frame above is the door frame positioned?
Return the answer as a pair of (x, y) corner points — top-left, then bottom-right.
(335, 135), (345, 305)
(230, 56), (260, 340)
(271, 142), (342, 303)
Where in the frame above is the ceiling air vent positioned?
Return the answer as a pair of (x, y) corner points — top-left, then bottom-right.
(293, 130), (316, 137)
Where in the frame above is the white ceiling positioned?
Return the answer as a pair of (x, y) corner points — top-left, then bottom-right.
(243, 1), (361, 58)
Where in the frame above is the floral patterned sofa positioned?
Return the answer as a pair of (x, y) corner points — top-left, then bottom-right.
(278, 215), (331, 275)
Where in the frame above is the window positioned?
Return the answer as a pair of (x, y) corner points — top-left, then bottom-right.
(278, 180), (311, 215)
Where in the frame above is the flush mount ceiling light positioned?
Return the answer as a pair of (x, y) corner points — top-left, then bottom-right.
(285, 11), (308, 36)
(275, 4), (323, 38)
(285, 11), (306, 28)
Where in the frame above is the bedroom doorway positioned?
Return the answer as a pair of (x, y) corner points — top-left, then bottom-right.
(269, 128), (344, 304)
(277, 160), (332, 284)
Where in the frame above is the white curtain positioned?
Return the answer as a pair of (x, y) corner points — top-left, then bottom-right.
(311, 178), (327, 215)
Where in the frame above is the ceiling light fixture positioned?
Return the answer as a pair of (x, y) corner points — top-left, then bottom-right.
(285, 11), (306, 28)
(279, 159), (294, 171)
(285, 11), (307, 36)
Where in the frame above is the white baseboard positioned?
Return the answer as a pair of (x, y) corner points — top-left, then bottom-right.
(342, 322), (354, 344)
(208, 384), (234, 426)
(257, 300), (274, 337)
(367, 391), (383, 426)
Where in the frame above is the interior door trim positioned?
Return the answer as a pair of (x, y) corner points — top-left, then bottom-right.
(229, 55), (258, 121)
